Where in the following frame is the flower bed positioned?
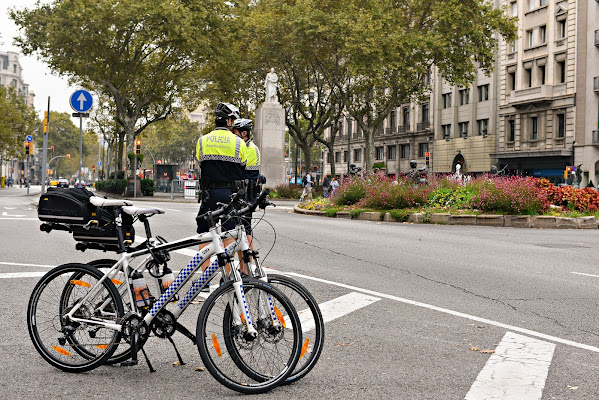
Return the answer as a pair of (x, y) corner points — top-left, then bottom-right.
(297, 175), (599, 218)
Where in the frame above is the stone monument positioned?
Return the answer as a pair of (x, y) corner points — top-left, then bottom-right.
(254, 68), (286, 188)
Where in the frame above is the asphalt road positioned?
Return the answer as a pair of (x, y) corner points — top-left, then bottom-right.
(1, 190), (599, 399)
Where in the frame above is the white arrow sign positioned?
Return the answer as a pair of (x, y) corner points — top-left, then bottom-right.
(77, 93), (87, 111)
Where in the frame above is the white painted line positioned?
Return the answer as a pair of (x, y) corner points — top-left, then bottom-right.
(305, 292), (379, 332)
(465, 331), (555, 400)
(0, 218), (38, 221)
(571, 272), (599, 279)
(284, 272), (599, 353)
(0, 261), (56, 268)
(165, 208), (181, 212)
(0, 271), (47, 279)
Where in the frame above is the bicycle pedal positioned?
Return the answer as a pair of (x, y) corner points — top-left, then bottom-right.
(120, 360), (138, 367)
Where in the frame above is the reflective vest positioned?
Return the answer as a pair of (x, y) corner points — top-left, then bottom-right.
(196, 128), (248, 183)
(245, 141), (260, 171)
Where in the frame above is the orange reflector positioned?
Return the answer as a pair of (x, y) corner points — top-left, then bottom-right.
(212, 334), (222, 358)
(274, 306), (286, 328)
(96, 344), (109, 350)
(111, 279), (123, 286)
(70, 280), (91, 287)
(240, 313), (245, 324)
(52, 345), (71, 356)
(300, 338), (310, 359)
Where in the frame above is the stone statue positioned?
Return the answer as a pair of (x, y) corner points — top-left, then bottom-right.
(264, 68), (279, 103)
(573, 164), (583, 188)
(490, 164), (508, 177)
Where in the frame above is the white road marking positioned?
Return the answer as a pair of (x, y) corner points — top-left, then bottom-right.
(1, 211), (25, 217)
(0, 271), (47, 279)
(165, 208), (181, 212)
(284, 272), (599, 353)
(571, 271), (599, 279)
(301, 292), (380, 332)
(0, 261), (56, 268)
(3, 207), (16, 210)
(465, 331), (555, 400)
(0, 217), (38, 221)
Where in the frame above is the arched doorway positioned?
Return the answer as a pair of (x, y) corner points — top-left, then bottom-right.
(452, 154), (466, 173)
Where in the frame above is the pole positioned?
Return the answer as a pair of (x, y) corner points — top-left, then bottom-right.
(294, 139), (298, 185)
(134, 152), (137, 198)
(41, 97), (50, 194)
(79, 115), (83, 185)
(26, 155), (29, 195)
(347, 126), (351, 176)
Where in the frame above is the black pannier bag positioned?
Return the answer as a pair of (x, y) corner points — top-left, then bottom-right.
(38, 187), (135, 251)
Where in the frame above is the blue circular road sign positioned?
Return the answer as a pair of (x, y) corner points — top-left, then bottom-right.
(70, 90), (93, 112)
(25, 135), (33, 142)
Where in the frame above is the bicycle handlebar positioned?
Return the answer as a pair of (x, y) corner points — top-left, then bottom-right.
(196, 189), (245, 225)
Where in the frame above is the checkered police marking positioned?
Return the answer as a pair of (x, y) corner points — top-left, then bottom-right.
(177, 259), (219, 310)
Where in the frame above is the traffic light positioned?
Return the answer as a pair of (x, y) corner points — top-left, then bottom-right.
(25, 142), (31, 155)
(92, 165), (96, 173)
(67, 154), (70, 159)
(135, 139), (141, 154)
(43, 111), (48, 134)
(564, 166), (572, 180)
(51, 145), (54, 151)
(425, 152), (430, 166)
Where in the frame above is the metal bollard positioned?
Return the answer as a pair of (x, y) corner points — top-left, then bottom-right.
(171, 180), (175, 200)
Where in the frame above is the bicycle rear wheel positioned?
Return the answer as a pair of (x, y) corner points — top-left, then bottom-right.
(28, 263), (124, 373)
(196, 279), (302, 394)
(264, 274), (324, 384)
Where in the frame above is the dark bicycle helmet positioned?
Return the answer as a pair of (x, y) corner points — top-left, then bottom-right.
(214, 102), (241, 120)
(232, 118), (253, 133)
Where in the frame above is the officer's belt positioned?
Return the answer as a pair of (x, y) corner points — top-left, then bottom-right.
(204, 180), (245, 190)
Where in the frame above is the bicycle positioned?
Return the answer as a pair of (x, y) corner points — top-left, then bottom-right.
(28, 190), (303, 394)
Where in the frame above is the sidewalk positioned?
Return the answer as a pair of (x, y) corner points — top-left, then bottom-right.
(0, 185), (43, 197)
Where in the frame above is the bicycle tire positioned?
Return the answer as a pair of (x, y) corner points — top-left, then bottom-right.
(27, 263), (124, 373)
(264, 274), (324, 384)
(196, 279), (302, 394)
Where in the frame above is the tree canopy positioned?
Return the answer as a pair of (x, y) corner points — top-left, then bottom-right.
(0, 86), (37, 160)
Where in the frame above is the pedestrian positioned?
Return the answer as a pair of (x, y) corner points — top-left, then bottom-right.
(322, 174), (330, 198)
(300, 171), (313, 202)
(330, 176), (339, 196)
(7, 177), (12, 187)
(196, 102), (246, 277)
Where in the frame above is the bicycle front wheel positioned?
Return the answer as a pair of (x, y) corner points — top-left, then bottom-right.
(196, 279), (302, 394)
(28, 263), (124, 373)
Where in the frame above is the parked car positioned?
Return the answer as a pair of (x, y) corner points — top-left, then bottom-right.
(57, 179), (69, 188)
(48, 179), (59, 187)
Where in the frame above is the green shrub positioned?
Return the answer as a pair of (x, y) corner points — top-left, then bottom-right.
(273, 184), (303, 199)
(141, 179), (155, 196)
(387, 208), (413, 222)
(325, 207), (342, 217)
(373, 162), (387, 169)
(332, 176), (367, 206)
(95, 179), (127, 195)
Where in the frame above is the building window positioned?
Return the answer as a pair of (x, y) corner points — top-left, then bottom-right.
(529, 0), (534, 11)
(558, 21), (566, 39)
(400, 144), (410, 159)
(13, 64), (17, 73)
(418, 143), (428, 158)
(442, 93), (452, 108)
(511, 1), (517, 17)
(387, 146), (396, 160)
(339, 121), (344, 136)
(390, 110), (396, 131)
(477, 119), (489, 136)
(538, 64), (545, 85)
(402, 106), (410, 128)
(531, 116), (538, 140)
(459, 122), (469, 138)
(527, 30), (534, 48)
(335, 152), (341, 163)
(442, 124), (452, 139)
(478, 84), (489, 101)
(556, 60), (566, 83)
(539, 0), (546, 6)
(11, 79), (17, 87)
(539, 25), (546, 44)
(510, 40), (517, 53)
(375, 147), (384, 160)
(343, 150), (348, 163)
(347, 119), (353, 137)
(421, 103), (429, 123)
(508, 71), (516, 91)
(524, 67), (532, 88)
(325, 153), (329, 164)
(459, 89), (469, 105)
(556, 114), (565, 138)
(354, 148), (362, 162)
(508, 120), (515, 142)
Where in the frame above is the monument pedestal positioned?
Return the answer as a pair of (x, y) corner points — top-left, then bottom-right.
(254, 102), (286, 188)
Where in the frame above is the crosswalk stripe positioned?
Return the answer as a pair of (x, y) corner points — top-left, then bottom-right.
(465, 331), (555, 400)
(0, 272), (47, 279)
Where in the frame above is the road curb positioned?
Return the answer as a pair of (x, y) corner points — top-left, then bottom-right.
(293, 206), (598, 229)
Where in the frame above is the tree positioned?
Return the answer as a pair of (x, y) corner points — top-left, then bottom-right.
(0, 85), (37, 161)
(11, 0), (228, 178)
(141, 116), (200, 169)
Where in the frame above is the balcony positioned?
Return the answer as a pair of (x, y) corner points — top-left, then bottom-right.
(417, 122), (430, 131)
(593, 130), (599, 145)
(398, 126), (407, 134)
(594, 77), (599, 92)
(508, 85), (554, 107)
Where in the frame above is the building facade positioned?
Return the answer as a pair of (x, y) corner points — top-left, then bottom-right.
(0, 51), (33, 106)
(574, 0), (599, 187)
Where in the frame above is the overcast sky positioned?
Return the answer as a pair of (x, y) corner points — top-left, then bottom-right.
(1, 0), (78, 117)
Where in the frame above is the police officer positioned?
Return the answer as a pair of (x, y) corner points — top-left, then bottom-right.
(196, 102), (247, 236)
(232, 118), (260, 274)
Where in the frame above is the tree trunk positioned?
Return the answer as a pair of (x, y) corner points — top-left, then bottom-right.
(363, 129), (375, 172)
(327, 143), (336, 178)
(302, 143), (312, 177)
(116, 134), (125, 177)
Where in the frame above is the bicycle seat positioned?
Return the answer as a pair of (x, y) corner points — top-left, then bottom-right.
(122, 205), (165, 216)
(89, 196), (133, 207)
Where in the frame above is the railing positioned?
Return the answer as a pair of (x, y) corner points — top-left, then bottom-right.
(417, 122), (430, 131)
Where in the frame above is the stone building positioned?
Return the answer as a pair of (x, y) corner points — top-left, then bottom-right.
(0, 51), (33, 106)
